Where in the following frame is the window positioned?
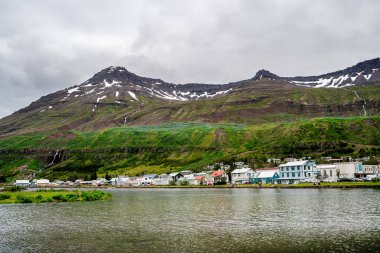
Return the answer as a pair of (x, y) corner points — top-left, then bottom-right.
(287, 173), (289, 177)
(291, 167), (295, 171)
(330, 170), (332, 177)
(323, 170), (327, 176)
(281, 168), (283, 171)
(298, 173), (300, 177)
(308, 173), (311, 177)
(286, 167), (289, 171)
(292, 173), (295, 177)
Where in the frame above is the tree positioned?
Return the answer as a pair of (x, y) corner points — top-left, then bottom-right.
(105, 172), (111, 181)
(91, 171), (98, 180)
(0, 174), (6, 183)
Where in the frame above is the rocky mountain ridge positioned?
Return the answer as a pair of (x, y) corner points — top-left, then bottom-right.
(13, 58), (380, 116)
(0, 58), (379, 136)
(253, 58), (380, 87)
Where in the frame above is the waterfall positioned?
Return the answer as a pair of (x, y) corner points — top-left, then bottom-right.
(47, 150), (60, 167)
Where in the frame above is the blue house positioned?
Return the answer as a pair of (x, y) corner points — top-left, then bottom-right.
(252, 170), (280, 184)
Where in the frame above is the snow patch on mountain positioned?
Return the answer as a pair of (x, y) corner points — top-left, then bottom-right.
(104, 79), (121, 88)
(128, 91), (138, 100)
(97, 96), (107, 103)
(67, 87), (80, 93)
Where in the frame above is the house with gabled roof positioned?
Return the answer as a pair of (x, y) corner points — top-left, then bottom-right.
(231, 167), (255, 184)
(141, 174), (158, 186)
(252, 170), (280, 184)
(169, 172), (183, 183)
(211, 170), (228, 184)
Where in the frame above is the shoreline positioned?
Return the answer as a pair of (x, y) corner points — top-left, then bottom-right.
(2, 182), (380, 191)
(23, 182), (380, 189)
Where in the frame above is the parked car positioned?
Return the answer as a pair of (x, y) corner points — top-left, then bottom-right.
(364, 175), (378, 181)
(322, 178), (337, 183)
(337, 177), (353, 182)
(300, 178), (314, 183)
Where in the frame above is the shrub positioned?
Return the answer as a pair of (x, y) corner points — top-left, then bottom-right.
(0, 194), (11, 200)
(81, 190), (108, 201)
(179, 180), (189, 186)
(16, 195), (33, 203)
(65, 193), (80, 201)
(35, 195), (43, 203)
(52, 194), (68, 202)
(5, 186), (24, 192)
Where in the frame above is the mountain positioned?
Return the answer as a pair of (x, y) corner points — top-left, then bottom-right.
(0, 58), (379, 137)
(252, 58), (380, 87)
(0, 58), (379, 181)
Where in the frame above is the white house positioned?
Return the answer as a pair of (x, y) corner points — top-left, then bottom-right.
(183, 174), (197, 185)
(231, 168), (255, 184)
(129, 177), (142, 187)
(169, 172), (183, 183)
(267, 158), (281, 164)
(153, 174), (172, 185)
(35, 179), (50, 187)
(211, 170), (228, 184)
(278, 160), (317, 184)
(15, 180), (30, 187)
(317, 164), (338, 181)
(141, 174), (159, 186)
(109, 176), (130, 187)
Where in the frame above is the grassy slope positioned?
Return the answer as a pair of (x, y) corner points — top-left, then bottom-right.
(0, 116), (379, 181)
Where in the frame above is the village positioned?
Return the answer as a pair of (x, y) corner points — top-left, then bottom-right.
(13, 157), (380, 188)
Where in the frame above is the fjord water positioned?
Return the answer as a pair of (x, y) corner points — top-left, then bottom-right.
(1, 189), (379, 253)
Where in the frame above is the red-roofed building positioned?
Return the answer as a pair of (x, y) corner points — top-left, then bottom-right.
(211, 170), (228, 184)
(193, 175), (206, 185)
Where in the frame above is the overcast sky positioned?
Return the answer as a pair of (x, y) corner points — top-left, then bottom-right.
(0, 0), (379, 118)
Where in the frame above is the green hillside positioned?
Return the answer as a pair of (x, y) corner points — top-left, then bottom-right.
(0, 116), (379, 181)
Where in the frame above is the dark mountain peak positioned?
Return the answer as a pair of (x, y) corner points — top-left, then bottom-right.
(86, 66), (164, 86)
(342, 57), (380, 75)
(252, 69), (280, 80)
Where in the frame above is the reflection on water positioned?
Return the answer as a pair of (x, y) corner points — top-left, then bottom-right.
(0, 188), (379, 253)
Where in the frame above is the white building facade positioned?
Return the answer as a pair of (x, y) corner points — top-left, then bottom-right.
(231, 168), (255, 184)
(334, 162), (363, 179)
(278, 160), (318, 184)
(317, 164), (338, 181)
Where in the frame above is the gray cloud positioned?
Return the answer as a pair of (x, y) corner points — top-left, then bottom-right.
(0, 0), (379, 118)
